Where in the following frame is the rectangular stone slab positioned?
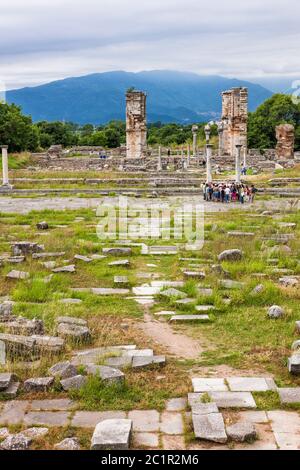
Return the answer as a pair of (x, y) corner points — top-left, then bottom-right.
(226, 377), (276, 392)
(209, 391), (257, 409)
(170, 315), (210, 322)
(91, 419), (132, 450)
(192, 378), (228, 393)
(192, 412), (227, 443)
(278, 388), (300, 404)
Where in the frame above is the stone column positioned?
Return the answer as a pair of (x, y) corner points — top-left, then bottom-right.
(1, 146), (9, 187)
(243, 146), (247, 167)
(187, 144), (191, 167)
(206, 144), (213, 183)
(235, 144), (242, 183)
(0, 340), (5, 365)
(192, 125), (198, 157)
(157, 146), (162, 171)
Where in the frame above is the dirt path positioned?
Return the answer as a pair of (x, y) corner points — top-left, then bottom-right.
(137, 312), (204, 360)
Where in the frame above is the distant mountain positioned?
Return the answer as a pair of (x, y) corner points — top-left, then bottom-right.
(6, 70), (273, 124)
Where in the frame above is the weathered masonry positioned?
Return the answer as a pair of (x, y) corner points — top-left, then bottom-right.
(221, 87), (248, 157)
(126, 91), (147, 159)
(276, 124), (295, 160)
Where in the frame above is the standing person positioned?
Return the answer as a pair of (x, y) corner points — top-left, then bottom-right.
(221, 185), (225, 203)
(202, 182), (207, 201)
(240, 185), (245, 204)
(167, 148), (171, 157)
(208, 184), (213, 201)
(225, 185), (230, 203)
(250, 184), (258, 203)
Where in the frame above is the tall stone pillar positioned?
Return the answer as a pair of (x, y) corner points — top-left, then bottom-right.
(187, 144), (191, 167)
(126, 91), (147, 159)
(206, 144), (213, 183)
(221, 87), (248, 157)
(1, 146), (9, 187)
(275, 124), (295, 159)
(157, 146), (162, 171)
(192, 125), (198, 157)
(243, 146), (247, 167)
(235, 144), (242, 184)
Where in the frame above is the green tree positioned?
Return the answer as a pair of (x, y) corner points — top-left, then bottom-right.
(0, 102), (39, 152)
(248, 94), (300, 150)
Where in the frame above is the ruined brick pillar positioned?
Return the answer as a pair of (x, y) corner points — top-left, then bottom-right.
(276, 124), (295, 159)
(221, 87), (248, 157)
(126, 91), (147, 159)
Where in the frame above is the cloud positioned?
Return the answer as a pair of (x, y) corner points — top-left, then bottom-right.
(0, 0), (299, 89)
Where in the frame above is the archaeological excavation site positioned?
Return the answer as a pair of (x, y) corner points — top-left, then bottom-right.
(0, 83), (300, 454)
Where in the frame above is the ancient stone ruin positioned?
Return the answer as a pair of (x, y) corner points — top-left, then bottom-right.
(276, 124), (295, 159)
(126, 90), (147, 159)
(221, 87), (248, 157)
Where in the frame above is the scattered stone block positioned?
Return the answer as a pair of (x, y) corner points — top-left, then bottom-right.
(133, 286), (161, 296)
(0, 428), (10, 439)
(0, 301), (13, 317)
(132, 355), (165, 369)
(103, 247), (132, 256)
(192, 412), (227, 443)
(268, 305), (284, 319)
(288, 354), (300, 375)
(48, 361), (78, 380)
(32, 252), (65, 259)
(218, 249), (243, 262)
(160, 288), (187, 299)
(54, 437), (81, 450)
(20, 427), (49, 440)
(114, 276), (129, 285)
(208, 391), (257, 409)
(24, 377), (54, 393)
(292, 340), (300, 351)
(85, 365), (125, 384)
(183, 271), (205, 279)
(219, 280), (244, 289)
(57, 323), (91, 343)
(154, 311), (175, 317)
(74, 254), (92, 262)
(37, 222), (49, 230)
(60, 298), (82, 304)
(60, 375), (87, 391)
(0, 373), (15, 391)
(195, 305), (216, 312)
(6, 270), (30, 280)
(0, 333), (36, 358)
(12, 242), (44, 256)
(108, 259), (130, 267)
(227, 231), (254, 237)
(133, 432), (159, 448)
(296, 321), (300, 334)
(52, 265), (76, 273)
(0, 434), (32, 450)
(279, 276), (299, 287)
(2, 318), (44, 336)
(175, 298), (196, 305)
(226, 422), (257, 442)
(192, 378), (227, 393)
(91, 419), (132, 450)
(251, 284), (265, 295)
(278, 388), (300, 404)
(1, 381), (20, 399)
(32, 335), (65, 354)
(227, 377), (276, 392)
(170, 315), (210, 322)
(91, 288), (130, 295)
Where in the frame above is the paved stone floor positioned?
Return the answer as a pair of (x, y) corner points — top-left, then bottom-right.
(0, 196), (288, 215)
(0, 399), (299, 449)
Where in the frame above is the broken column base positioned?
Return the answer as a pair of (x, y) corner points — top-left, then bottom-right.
(0, 184), (14, 192)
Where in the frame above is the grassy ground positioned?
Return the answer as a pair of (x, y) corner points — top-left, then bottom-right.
(0, 201), (300, 412)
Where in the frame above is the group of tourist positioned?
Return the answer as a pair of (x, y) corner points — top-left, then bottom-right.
(202, 182), (258, 204)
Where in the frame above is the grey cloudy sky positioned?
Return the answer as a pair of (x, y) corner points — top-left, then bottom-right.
(0, 0), (299, 90)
